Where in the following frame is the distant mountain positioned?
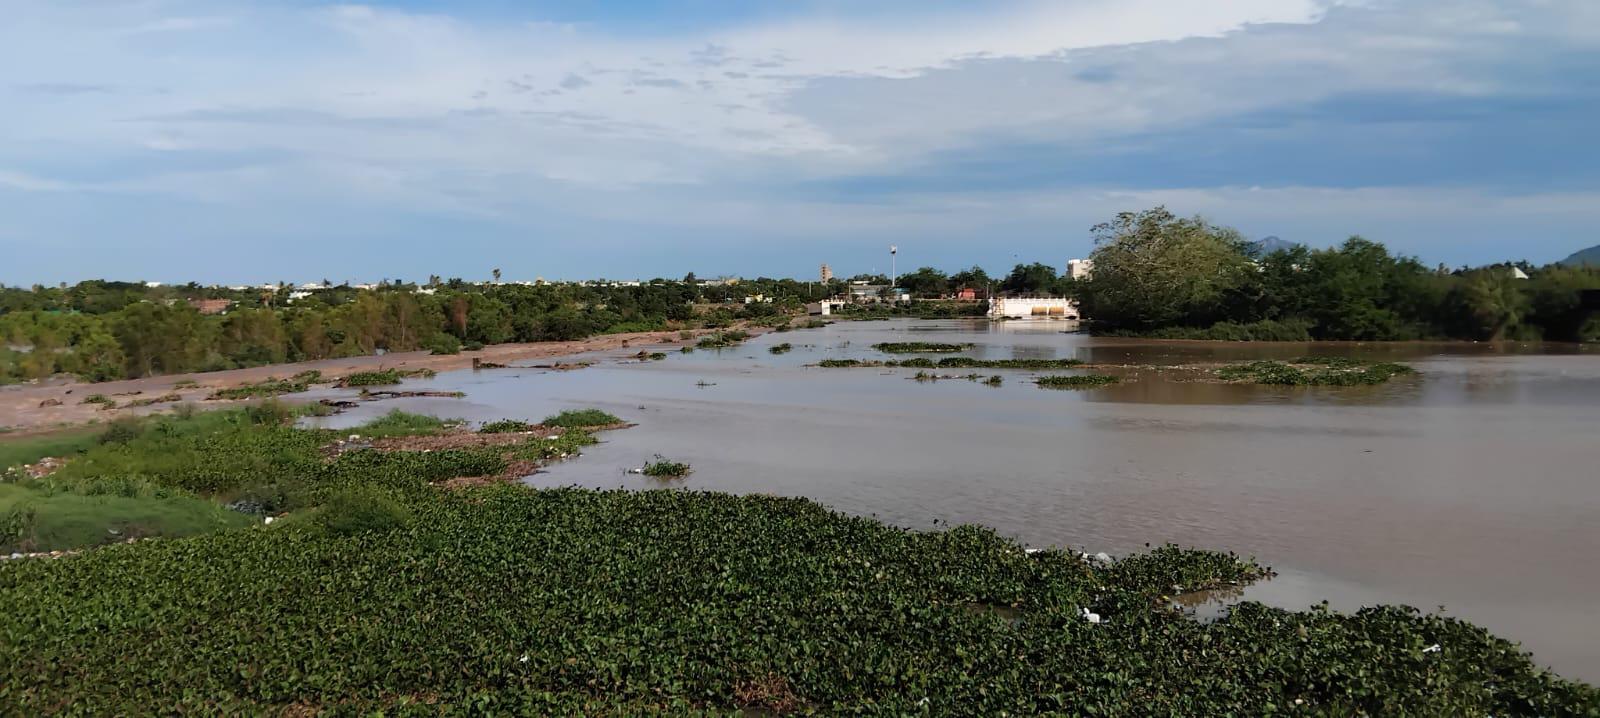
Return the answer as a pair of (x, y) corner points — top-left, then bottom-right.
(1558, 244), (1600, 267)
(1244, 236), (1299, 258)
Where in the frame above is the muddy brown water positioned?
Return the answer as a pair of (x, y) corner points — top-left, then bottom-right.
(310, 319), (1600, 682)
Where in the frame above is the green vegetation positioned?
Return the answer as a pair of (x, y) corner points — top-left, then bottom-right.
(0, 427), (102, 470)
(355, 410), (460, 438)
(833, 302), (988, 320)
(1217, 359), (1417, 386)
(647, 352), (667, 360)
(542, 409), (623, 428)
(696, 330), (751, 349)
(339, 369), (405, 387)
(1, 482), (255, 553)
(984, 375), (1003, 386)
(872, 341), (975, 353)
(768, 342), (793, 354)
(0, 487), (1592, 714)
(819, 357), (1085, 370)
(1075, 206), (1600, 342)
(172, 379), (200, 389)
(479, 419), (537, 434)
(79, 393), (116, 408)
(640, 455), (692, 478)
(1036, 374), (1120, 389)
(425, 333), (462, 355)
(209, 370), (322, 400)
(124, 393), (183, 408)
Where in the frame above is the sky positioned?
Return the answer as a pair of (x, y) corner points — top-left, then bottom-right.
(3, 0), (1598, 285)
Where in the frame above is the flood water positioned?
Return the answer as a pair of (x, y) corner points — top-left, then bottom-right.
(315, 319), (1600, 682)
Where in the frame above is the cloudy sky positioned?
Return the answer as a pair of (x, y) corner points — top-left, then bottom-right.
(3, 0), (1597, 284)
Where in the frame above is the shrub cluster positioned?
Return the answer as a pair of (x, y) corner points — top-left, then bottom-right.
(1036, 374), (1120, 389)
(872, 342), (974, 353)
(1217, 359), (1416, 386)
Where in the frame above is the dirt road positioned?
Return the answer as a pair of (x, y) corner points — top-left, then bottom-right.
(0, 327), (748, 436)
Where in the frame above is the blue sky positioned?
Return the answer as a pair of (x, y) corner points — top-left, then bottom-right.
(3, 0), (1598, 285)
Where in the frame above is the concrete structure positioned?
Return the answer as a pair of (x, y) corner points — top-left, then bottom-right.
(1065, 259), (1093, 280)
(188, 298), (233, 315)
(987, 297), (1081, 320)
(807, 300), (848, 316)
(820, 264), (833, 283)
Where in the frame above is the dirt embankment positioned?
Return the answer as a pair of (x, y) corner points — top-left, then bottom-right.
(0, 325), (772, 436)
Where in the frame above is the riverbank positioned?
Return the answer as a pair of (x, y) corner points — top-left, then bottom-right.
(0, 324), (770, 436)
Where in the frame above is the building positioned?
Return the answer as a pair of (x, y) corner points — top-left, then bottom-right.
(1065, 259), (1093, 280)
(820, 264), (833, 283)
(188, 298), (233, 315)
(955, 287), (979, 300)
(987, 297), (1081, 320)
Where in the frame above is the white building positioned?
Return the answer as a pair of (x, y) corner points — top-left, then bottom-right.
(1065, 259), (1093, 280)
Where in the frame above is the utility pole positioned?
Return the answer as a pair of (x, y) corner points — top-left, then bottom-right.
(889, 245), (898, 287)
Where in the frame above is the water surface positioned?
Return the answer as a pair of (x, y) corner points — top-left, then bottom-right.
(316, 320), (1600, 681)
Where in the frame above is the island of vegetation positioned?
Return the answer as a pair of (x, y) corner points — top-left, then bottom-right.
(871, 341), (975, 353)
(1, 406), (1594, 713)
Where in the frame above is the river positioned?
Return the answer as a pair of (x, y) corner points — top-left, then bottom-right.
(312, 319), (1600, 682)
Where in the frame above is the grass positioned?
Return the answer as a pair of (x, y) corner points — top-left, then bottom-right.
(1217, 359), (1417, 386)
(479, 419), (537, 434)
(79, 394), (117, 408)
(542, 409), (623, 428)
(0, 426), (103, 470)
(2, 487), (1590, 714)
(872, 342), (975, 353)
(209, 371), (323, 400)
(695, 330), (752, 349)
(1, 482), (254, 554)
(818, 357), (1084, 370)
(1036, 374), (1120, 389)
(768, 343), (793, 354)
(124, 393), (183, 408)
(354, 410), (460, 438)
(337, 368), (433, 387)
(641, 455), (692, 478)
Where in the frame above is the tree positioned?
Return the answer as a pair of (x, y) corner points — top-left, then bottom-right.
(897, 267), (950, 297)
(492, 268), (502, 284)
(1075, 207), (1253, 329)
(950, 266), (992, 291)
(1000, 263), (1060, 296)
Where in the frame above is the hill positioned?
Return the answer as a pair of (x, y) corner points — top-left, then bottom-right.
(1244, 235), (1299, 258)
(1558, 244), (1600, 267)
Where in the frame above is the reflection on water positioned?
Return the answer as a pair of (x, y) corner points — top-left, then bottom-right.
(311, 319), (1600, 681)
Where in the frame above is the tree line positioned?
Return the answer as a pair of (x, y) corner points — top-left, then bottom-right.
(0, 278), (836, 384)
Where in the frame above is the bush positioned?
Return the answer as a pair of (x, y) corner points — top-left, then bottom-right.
(1036, 374), (1119, 389)
(312, 488), (411, 536)
(244, 399), (294, 426)
(464, 340), (485, 352)
(641, 455), (691, 477)
(425, 334), (462, 355)
(339, 369), (403, 387)
(768, 343), (793, 355)
(480, 419), (536, 434)
(98, 417), (145, 445)
(542, 409), (622, 428)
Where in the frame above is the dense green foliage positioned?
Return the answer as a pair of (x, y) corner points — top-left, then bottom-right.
(832, 302), (987, 320)
(872, 342), (974, 353)
(1, 487), (1593, 713)
(542, 409), (623, 428)
(641, 456), (692, 478)
(479, 419), (537, 434)
(1075, 207), (1600, 342)
(339, 369), (406, 387)
(1218, 359), (1417, 386)
(1036, 374), (1120, 389)
(0, 278), (830, 385)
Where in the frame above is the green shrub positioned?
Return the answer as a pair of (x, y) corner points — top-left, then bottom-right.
(357, 410), (457, 438)
(244, 399), (294, 426)
(98, 417), (146, 445)
(872, 342), (974, 353)
(339, 369), (404, 387)
(425, 333), (462, 355)
(1036, 374), (1119, 389)
(641, 455), (691, 477)
(464, 340), (485, 351)
(480, 419), (536, 434)
(542, 409), (622, 428)
(768, 343), (793, 355)
(311, 488), (411, 536)
(1218, 359), (1416, 386)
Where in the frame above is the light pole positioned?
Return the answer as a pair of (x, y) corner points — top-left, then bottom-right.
(889, 245), (898, 287)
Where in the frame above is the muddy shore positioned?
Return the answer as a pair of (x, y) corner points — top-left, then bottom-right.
(0, 326), (762, 436)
